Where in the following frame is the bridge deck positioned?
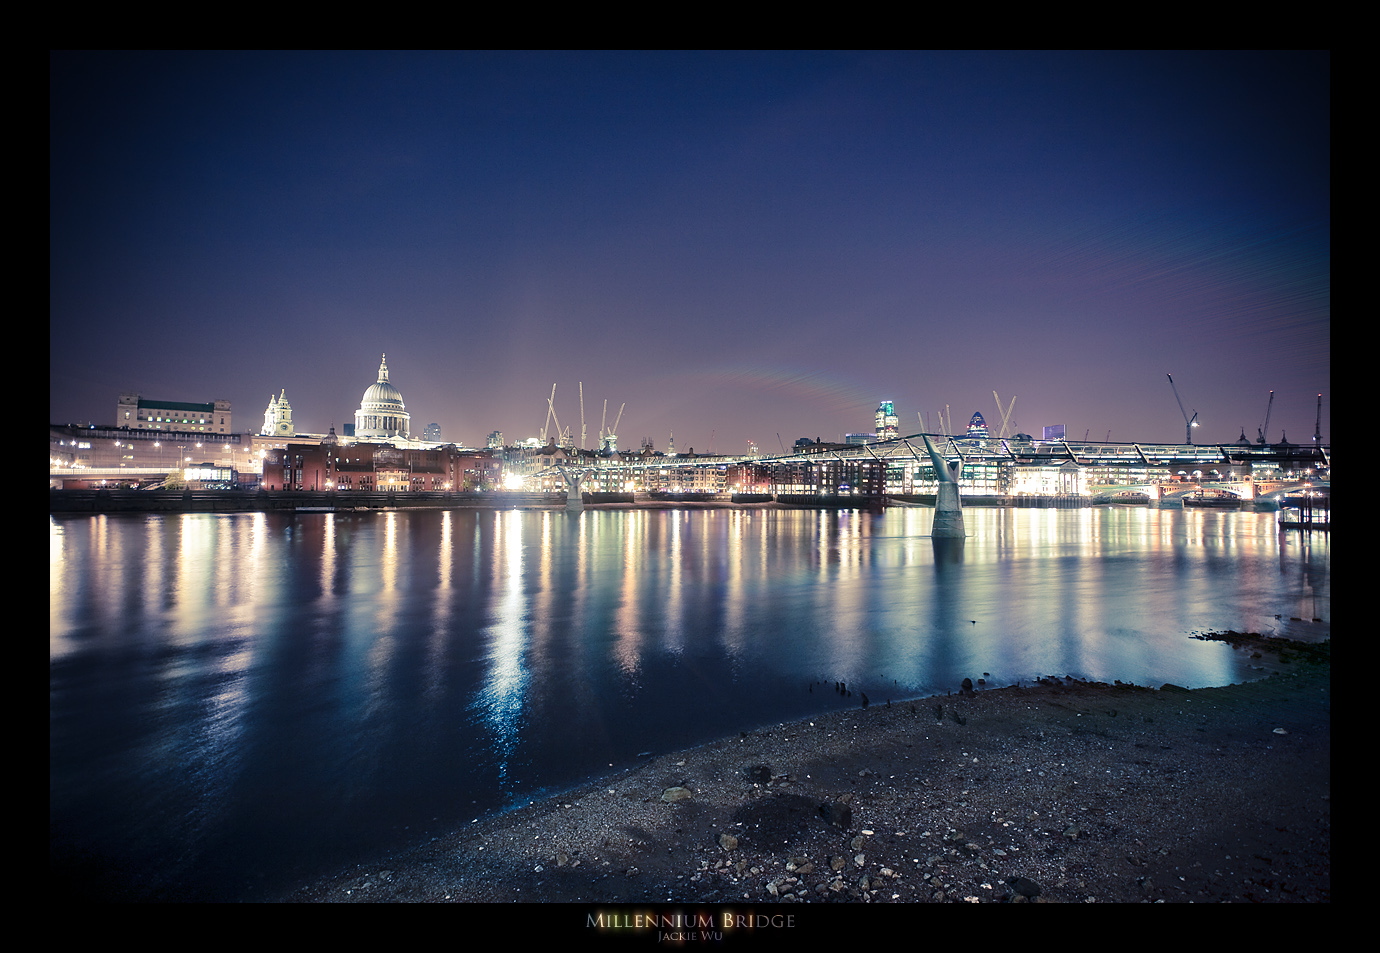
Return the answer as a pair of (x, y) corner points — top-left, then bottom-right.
(547, 434), (1330, 472)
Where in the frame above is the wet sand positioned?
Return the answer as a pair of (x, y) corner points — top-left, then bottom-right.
(278, 638), (1328, 906)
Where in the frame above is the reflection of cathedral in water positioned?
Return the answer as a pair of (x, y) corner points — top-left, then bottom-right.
(354, 354), (410, 440)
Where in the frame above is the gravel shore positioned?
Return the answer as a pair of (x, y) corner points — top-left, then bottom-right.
(278, 637), (1329, 905)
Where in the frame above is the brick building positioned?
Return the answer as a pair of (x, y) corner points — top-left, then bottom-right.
(262, 437), (501, 492)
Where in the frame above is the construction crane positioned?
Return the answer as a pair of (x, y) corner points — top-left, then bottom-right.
(579, 383), (586, 450)
(599, 401), (625, 453)
(542, 384), (572, 449)
(540, 384), (557, 444)
(1256, 390), (1274, 445)
(992, 392), (1017, 439)
(1167, 373), (1198, 444)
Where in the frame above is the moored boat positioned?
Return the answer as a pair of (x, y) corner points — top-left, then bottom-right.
(1182, 494), (1240, 509)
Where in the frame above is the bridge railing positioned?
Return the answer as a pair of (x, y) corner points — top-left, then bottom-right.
(535, 434), (1329, 471)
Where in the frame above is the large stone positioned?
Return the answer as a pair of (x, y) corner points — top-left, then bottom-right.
(819, 800), (852, 829)
(661, 786), (693, 802)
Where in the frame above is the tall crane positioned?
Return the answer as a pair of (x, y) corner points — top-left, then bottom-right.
(1167, 374), (1198, 444)
(992, 392), (1017, 439)
(600, 401), (625, 453)
(542, 384), (572, 448)
(540, 384), (557, 444)
(1256, 390), (1274, 445)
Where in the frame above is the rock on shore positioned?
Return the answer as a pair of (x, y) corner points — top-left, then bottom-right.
(278, 659), (1329, 904)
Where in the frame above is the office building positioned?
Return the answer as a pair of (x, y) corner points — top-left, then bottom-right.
(116, 394), (232, 434)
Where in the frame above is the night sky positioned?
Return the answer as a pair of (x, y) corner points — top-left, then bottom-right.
(50, 51), (1329, 453)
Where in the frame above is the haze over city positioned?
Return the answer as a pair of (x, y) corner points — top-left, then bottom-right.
(50, 51), (1329, 452)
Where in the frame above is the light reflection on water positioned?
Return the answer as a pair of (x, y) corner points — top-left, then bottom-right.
(49, 506), (1327, 900)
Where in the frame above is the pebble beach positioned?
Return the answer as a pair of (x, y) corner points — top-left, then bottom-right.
(277, 635), (1329, 906)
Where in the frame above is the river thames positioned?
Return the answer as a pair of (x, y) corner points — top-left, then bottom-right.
(49, 505), (1328, 901)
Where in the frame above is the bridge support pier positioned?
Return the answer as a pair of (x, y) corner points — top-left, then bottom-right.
(559, 469), (584, 511)
(922, 435), (965, 539)
(933, 482), (965, 537)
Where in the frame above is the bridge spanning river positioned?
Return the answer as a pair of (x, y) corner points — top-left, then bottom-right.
(565, 433), (1331, 472)
(50, 432), (1330, 510)
(542, 432), (1330, 500)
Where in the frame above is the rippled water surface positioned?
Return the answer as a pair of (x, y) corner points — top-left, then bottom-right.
(49, 506), (1328, 900)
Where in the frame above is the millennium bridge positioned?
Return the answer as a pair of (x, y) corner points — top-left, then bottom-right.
(540, 432), (1330, 498)
(557, 433), (1329, 473)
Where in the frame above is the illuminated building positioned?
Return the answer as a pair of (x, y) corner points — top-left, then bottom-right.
(116, 393), (232, 434)
(50, 423), (245, 486)
(353, 354), (411, 440)
(262, 440), (499, 492)
(767, 458), (884, 496)
(261, 390), (295, 436)
(875, 401), (899, 441)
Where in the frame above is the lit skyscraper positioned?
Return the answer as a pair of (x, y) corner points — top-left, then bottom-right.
(875, 400), (898, 442)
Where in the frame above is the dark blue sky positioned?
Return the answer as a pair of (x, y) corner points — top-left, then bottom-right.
(50, 51), (1329, 451)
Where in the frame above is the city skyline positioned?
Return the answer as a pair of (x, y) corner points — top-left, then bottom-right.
(50, 51), (1329, 451)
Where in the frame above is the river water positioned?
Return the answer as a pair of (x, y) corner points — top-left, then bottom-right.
(49, 505), (1328, 900)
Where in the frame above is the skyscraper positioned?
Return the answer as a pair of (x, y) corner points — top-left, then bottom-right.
(875, 401), (899, 442)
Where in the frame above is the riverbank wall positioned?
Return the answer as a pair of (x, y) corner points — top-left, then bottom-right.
(49, 488), (1283, 515)
(48, 488), (569, 513)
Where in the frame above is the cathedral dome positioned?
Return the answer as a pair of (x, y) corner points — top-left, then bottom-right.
(354, 355), (410, 440)
(362, 378), (405, 409)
